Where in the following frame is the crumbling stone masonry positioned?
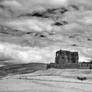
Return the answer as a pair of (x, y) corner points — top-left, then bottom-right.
(47, 49), (92, 69)
(55, 50), (79, 65)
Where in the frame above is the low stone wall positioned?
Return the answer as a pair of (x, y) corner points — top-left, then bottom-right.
(47, 63), (80, 69)
(47, 63), (92, 69)
(79, 63), (92, 69)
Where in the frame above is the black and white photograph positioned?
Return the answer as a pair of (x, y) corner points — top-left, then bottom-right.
(0, 0), (92, 92)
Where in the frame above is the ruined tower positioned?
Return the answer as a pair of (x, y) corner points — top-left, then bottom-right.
(55, 50), (79, 65)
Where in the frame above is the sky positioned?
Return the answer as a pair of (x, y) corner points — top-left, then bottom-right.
(0, 0), (92, 64)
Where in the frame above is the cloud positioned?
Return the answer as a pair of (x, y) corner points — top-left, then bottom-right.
(0, 42), (56, 63)
(49, 0), (68, 6)
(4, 18), (53, 32)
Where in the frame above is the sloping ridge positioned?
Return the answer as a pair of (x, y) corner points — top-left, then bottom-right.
(0, 63), (47, 77)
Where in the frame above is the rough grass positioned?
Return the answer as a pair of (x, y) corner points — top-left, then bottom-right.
(0, 63), (47, 77)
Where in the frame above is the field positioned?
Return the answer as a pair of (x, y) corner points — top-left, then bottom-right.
(0, 65), (92, 92)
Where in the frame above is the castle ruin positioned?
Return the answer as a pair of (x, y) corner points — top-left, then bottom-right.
(47, 50), (92, 69)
